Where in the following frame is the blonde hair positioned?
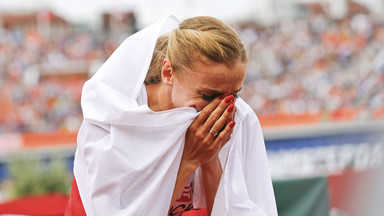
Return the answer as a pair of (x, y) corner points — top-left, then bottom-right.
(145, 16), (247, 84)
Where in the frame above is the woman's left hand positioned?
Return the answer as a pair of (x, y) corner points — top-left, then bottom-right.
(182, 95), (236, 168)
(170, 95), (236, 211)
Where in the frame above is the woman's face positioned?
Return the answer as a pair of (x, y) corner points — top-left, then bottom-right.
(169, 57), (246, 111)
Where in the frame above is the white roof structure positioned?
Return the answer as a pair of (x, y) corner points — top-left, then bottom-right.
(0, 0), (383, 28)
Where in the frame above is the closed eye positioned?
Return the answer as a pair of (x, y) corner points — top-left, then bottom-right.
(201, 94), (217, 101)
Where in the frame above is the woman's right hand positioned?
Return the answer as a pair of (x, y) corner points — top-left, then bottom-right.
(182, 95), (236, 168)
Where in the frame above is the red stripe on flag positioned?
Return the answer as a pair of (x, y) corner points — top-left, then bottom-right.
(65, 176), (87, 216)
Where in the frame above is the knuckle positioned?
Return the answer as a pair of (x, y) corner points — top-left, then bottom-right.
(200, 109), (211, 117)
(224, 135), (231, 144)
(188, 124), (197, 132)
(215, 135), (224, 143)
(195, 131), (205, 141)
(209, 113), (220, 121)
(219, 101), (229, 109)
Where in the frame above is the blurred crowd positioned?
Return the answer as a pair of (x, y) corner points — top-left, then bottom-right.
(0, 13), (383, 133)
(235, 14), (384, 117)
(0, 27), (116, 133)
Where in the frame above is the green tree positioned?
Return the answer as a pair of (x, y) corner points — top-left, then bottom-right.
(7, 153), (71, 199)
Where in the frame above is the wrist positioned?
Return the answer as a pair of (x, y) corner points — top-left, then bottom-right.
(179, 159), (199, 174)
(200, 156), (221, 172)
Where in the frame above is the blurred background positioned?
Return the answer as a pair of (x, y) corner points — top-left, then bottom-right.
(0, 0), (383, 215)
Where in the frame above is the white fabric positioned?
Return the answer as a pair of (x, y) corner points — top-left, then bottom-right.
(73, 15), (278, 216)
(212, 99), (277, 216)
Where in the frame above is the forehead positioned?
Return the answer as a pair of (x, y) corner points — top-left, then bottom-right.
(182, 58), (246, 93)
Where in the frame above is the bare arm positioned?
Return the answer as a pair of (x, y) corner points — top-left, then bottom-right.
(200, 156), (222, 215)
(169, 160), (198, 209)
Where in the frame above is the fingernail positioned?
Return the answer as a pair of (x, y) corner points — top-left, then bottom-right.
(219, 94), (226, 99)
(225, 95), (234, 103)
(229, 121), (236, 128)
(227, 103), (234, 112)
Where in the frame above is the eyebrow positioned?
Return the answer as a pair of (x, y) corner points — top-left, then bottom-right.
(198, 87), (243, 95)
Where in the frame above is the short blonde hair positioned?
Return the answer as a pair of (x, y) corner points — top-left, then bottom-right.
(145, 16), (247, 84)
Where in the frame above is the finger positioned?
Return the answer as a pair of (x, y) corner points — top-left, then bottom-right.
(193, 97), (222, 125)
(214, 121), (236, 147)
(225, 106), (236, 126)
(201, 95), (234, 132)
(204, 121), (235, 158)
(210, 102), (235, 135)
(208, 127), (220, 138)
(221, 129), (232, 145)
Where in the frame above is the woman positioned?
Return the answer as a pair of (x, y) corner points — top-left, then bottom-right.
(66, 16), (277, 216)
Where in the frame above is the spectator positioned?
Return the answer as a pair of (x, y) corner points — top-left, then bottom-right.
(0, 13), (383, 134)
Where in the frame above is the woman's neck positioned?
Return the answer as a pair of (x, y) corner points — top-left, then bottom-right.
(145, 83), (174, 111)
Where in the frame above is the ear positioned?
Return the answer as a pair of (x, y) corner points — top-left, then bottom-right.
(161, 59), (174, 86)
